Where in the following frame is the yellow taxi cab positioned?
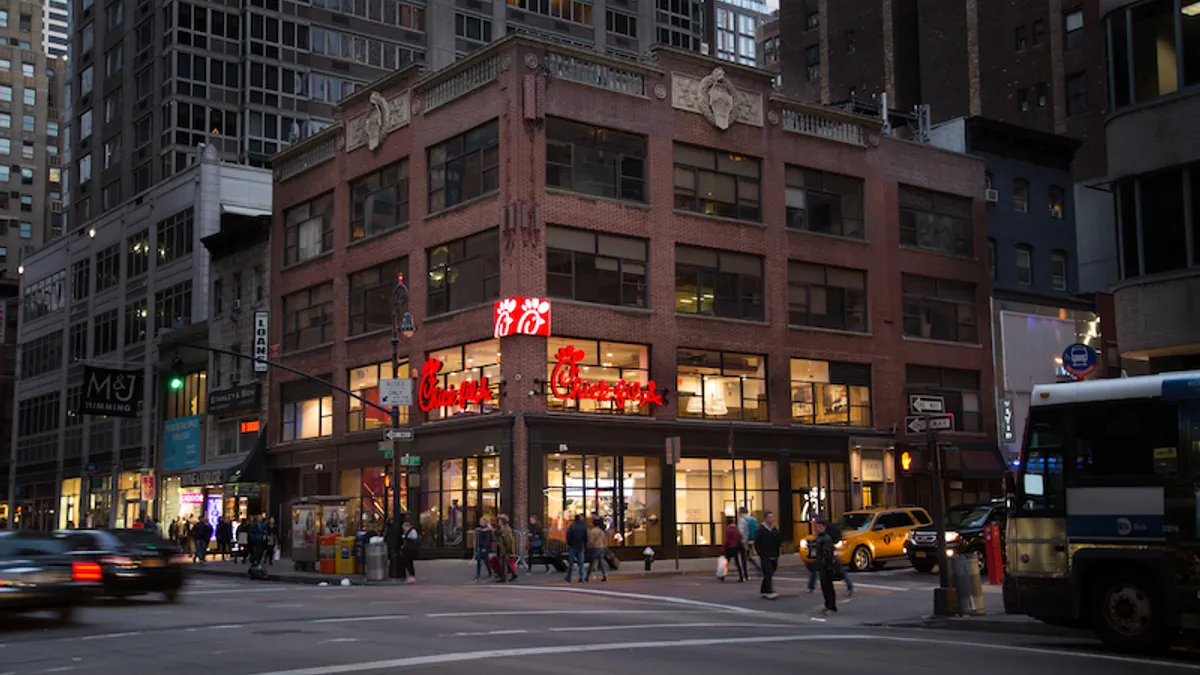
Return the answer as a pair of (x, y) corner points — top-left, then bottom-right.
(800, 505), (933, 572)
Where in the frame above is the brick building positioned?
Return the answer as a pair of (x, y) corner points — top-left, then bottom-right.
(268, 35), (998, 559)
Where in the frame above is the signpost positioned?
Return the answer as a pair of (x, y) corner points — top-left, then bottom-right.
(908, 395), (945, 414)
(905, 414), (954, 434)
(907, 394), (954, 616)
(384, 428), (413, 442)
(379, 378), (413, 407)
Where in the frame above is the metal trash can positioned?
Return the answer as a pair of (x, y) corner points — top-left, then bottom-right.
(951, 553), (986, 616)
(365, 537), (388, 582)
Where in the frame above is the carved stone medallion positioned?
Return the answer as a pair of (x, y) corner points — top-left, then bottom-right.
(345, 90), (411, 152)
(671, 68), (764, 130)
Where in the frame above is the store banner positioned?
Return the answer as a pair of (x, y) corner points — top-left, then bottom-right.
(163, 415), (202, 471)
(208, 383), (261, 416)
(140, 475), (156, 502)
(81, 366), (144, 418)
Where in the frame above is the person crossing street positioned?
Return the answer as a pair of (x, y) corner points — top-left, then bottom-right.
(754, 511), (782, 600)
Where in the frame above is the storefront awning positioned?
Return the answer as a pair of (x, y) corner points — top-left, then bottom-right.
(175, 427), (271, 488)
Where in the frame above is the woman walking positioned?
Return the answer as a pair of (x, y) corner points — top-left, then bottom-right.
(474, 517), (494, 582)
(721, 515), (746, 582)
(585, 518), (608, 582)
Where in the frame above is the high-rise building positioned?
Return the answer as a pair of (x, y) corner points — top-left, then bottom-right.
(40, 0), (69, 58)
(68, 1), (777, 232)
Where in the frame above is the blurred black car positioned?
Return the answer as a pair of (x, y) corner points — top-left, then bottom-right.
(0, 531), (99, 622)
(904, 499), (1007, 575)
(55, 529), (187, 603)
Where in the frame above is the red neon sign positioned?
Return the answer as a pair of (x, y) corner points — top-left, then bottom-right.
(494, 297), (551, 339)
(549, 346), (663, 408)
(417, 359), (495, 412)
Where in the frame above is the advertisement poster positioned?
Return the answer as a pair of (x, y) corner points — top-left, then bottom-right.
(292, 505), (318, 559)
(323, 505), (347, 535)
(163, 415), (202, 471)
(205, 495), (222, 541)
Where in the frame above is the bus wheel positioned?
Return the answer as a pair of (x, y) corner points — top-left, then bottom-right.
(1093, 573), (1167, 653)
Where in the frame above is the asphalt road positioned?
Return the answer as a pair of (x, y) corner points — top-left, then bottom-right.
(1, 572), (1195, 675)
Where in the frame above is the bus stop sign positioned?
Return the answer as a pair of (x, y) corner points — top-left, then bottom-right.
(1061, 343), (1096, 380)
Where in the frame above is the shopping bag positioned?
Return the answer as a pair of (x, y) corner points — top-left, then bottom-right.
(716, 555), (729, 579)
(273, 549), (281, 562)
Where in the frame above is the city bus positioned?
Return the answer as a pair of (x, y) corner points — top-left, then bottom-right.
(1004, 371), (1200, 652)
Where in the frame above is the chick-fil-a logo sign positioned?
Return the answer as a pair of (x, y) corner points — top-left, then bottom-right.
(417, 358), (495, 412)
(550, 346), (663, 409)
(494, 297), (551, 339)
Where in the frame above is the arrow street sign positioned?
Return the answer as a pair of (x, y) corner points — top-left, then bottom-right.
(379, 378), (413, 407)
(907, 414), (954, 434)
(909, 395), (945, 415)
(384, 428), (414, 442)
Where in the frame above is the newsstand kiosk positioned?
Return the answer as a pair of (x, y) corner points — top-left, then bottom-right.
(289, 496), (352, 573)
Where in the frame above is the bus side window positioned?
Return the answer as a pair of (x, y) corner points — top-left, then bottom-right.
(1072, 401), (1178, 481)
(1020, 412), (1066, 513)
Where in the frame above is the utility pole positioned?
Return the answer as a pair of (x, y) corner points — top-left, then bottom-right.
(929, 424), (954, 615)
(390, 274), (415, 524)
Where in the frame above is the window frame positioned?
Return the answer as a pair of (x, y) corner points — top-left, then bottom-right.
(349, 161), (409, 242)
(898, 185), (974, 257)
(545, 225), (648, 309)
(905, 365), (983, 433)
(347, 257), (408, 336)
(426, 228), (500, 317)
(281, 396), (334, 441)
(676, 348), (769, 422)
(673, 144), (762, 222)
(901, 274), (979, 344)
(347, 360), (411, 432)
(789, 358), (873, 427)
(786, 260), (868, 332)
(784, 165), (865, 239)
(283, 192), (335, 265)
(545, 117), (647, 203)
(427, 119), (500, 213)
(1015, 245), (1034, 286)
(281, 283), (334, 352)
(1050, 251), (1068, 291)
(674, 245), (765, 321)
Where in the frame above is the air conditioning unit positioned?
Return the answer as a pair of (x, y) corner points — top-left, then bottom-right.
(985, 188), (999, 203)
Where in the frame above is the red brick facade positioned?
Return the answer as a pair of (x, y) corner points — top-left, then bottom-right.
(269, 36), (993, 554)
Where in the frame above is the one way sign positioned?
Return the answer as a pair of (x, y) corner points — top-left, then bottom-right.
(906, 414), (954, 434)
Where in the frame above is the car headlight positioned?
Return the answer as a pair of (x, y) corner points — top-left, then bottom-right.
(835, 540), (845, 549)
(799, 539), (808, 550)
(945, 532), (960, 543)
(905, 530), (916, 542)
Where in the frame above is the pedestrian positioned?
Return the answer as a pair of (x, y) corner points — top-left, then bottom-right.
(494, 515), (518, 583)
(813, 519), (837, 614)
(216, 517), (233, 560)
(565, 514), (587, 583)
(384, 517), (401, 578)
(737, 506), (761, 576)
(474, 517), (494, 582)
(721, 515), (746, 582)
(191, 518), (210, 563)
(585, 518), (608, 582)
(526, 515), (544, 571)
(265, 517), (278, 565)
(754, 511), (782, 600)
(400, 521), (419, 584)
(806, 518), (854, 597)
(248, 515), (267, 567)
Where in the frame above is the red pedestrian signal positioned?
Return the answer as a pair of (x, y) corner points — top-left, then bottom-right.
(900, 451), (914, 474)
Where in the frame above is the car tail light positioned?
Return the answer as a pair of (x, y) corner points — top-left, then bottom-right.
(169, 555), (190, 565)
(72, 561), (103, 582)
(101, 556), (136, 566)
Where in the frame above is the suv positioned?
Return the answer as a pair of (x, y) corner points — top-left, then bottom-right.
(801, 505), (933, 572)
(904, 499), (1006, 575)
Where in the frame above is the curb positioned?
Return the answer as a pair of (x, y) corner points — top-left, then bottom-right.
(868, 616), (1089, 639)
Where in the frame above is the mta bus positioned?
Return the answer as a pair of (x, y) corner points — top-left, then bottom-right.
(1004, 371), (1200, 652)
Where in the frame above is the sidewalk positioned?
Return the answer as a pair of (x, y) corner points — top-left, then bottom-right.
(860, 584), (1090, 639)
(185, 553), (807, 586)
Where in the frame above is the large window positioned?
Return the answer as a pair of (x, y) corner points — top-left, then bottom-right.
(905, 365), (982, 432)
(282, 283), (333, 351)
(1015, 245), (1033, 285)
(338, 466), (395, 535)
(506, 0), (593, 25)
(677, 349), (767, 422)
(126, 229), (149, 278)
(791, 461), (849, 542)
(424, 339), (501, 421)
(545, 117), (646, 202)
(18, 392), (60, 437)
(125, 299), (146, 345)
(348, 359), (411, 432)
(21, 270), (66, 321)
(281, 396), (333, 441)
(71, 259), (90, 302)
(1108, 0), (1200, 107)
(164, 371), (206, 419)
(898, 185), (974, 257)
(1051, 251), (1068, 291)
(350, 161), (408, 241)
(785, 166), (864, 238)
(20, 331), (63, 378)
(545, 455), (661, 547)
(673, 144), (761, 221)
(348, 258), (408, 335)
(156, 207), (194, 264)
(284, 193), (333, 265)
(675, 245), (764, 321)
(546, 226), (647, 308)
(426, 228), (499, 316)
(1116, 166), (1198, 280)
(901, 274), (978, 344)
(675, 458), (779, 546)
(790, 359), (872, 427)
(787, 261), (867, 332)
(545, 337), (651, 416)
(427, 119), (499, 213)
(96, 244), (120, 291)
(418, 457), (500, 549)
(93, 309), (118, 355)
(154, 281), (192, 334)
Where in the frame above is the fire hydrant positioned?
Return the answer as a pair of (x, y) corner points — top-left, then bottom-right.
(643, 547), (655, 571)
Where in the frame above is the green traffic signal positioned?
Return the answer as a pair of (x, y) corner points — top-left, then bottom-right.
(169, 376), (184, 391)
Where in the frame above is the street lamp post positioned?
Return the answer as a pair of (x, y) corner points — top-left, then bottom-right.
(391, 274), (415, 525)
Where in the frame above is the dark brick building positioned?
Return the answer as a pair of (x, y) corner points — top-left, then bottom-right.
(268, 35), (997, 559)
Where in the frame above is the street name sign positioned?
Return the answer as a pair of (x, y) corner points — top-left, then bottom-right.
(906, 414), (954, 434)
(909, 395), (945, 415)
(399, 454), (421, 467)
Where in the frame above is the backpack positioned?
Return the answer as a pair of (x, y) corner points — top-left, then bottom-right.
(825, 523), (843, 543)
(746, 517), (758, 541)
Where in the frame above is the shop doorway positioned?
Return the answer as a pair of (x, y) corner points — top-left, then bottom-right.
(418, 456), (501, 551)
(545, 454), (664, 549)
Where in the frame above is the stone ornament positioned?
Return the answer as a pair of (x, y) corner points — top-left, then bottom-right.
(501, 54), (513, 71)
(654, 84), (667, 100)
(767, 110), (780, 126)
(345, 90), (411, 152)
(412, 99), (422, 115)
(525, 53), (539, 69)
(671, 68), (764, 130)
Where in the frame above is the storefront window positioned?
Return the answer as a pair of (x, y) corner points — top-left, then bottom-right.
(790, 358), (872, 426)
(281, 396), (334, 441)
(419, 457), (500, 548)
(545, 454), (662, 546)
(545, 338), (653, 415)
(791, 461), (849, 542)
(422, 340), (501, 421)
(677, 349), (768, 421)
(339, 469), (363, 534)
(59, 478), (81, 529)
(674, 458), (778, 546)
(348, 360), (411, 432)
(117, 471), (142, 528)
(88, 476), (112, 528)
(165, 371), (206, 419)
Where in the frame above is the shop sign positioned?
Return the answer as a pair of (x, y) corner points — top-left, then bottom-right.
(208, 383), (262, 416)
(163, 415), (202, 471)
(182, 470), (227, 488)
(1001, 398), (1014, 442)
(228, 483), (261, 498)
(140, 475), (156, 502)
(549, 345), (663, 408)
(253, 311), (270, 373)
(82, 365), (144, 418)
(494, 297), (551, 338)
(179, 492), (205, 505)
(417, 359), (494, 412)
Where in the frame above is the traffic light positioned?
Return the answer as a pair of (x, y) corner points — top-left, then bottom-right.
(167, 357), (184, 391)
(900, 450), (914, 475)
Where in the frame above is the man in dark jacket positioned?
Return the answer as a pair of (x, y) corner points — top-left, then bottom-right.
(813, 519), (837, 614)
(565, 514), (588, 583)
(247, 515), (266, 566)
(754, 511), (782, 599)
(191, 519), (212, 563)
(215, 517), (233, 559)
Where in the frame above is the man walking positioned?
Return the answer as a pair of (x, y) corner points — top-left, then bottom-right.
(754, 511), (782, 600)
(806, 517), (854, 597)
(813, 518), (837, 614)
(737, 507), (761, 577)
(565, 514), (587, 583)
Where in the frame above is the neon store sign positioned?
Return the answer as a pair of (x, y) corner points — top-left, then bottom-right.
(550, 346), (663, 408)
(417, 359), (495, 412)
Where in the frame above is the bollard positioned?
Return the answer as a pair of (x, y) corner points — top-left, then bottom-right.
(643, 547), (654, 571)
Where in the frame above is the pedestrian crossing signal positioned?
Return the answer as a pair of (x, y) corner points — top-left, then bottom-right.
(900, 451), (914, 474)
